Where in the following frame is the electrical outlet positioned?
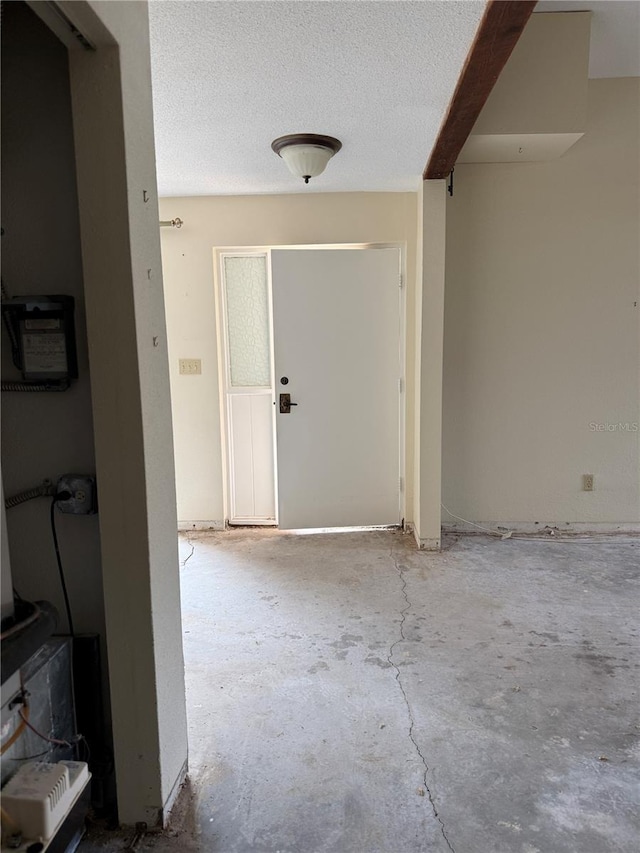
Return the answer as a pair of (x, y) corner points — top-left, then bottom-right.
(583, 474), (594, 492)
(179, 358), (202, 375)
(56, 474), (97, 514)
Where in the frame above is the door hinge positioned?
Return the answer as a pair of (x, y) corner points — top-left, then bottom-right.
(398, 377), (403, 394)
(399, 476), (403, 493)
(399, 274), (403, 289)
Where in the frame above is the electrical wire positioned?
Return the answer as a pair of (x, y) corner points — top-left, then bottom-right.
(441, 503), (512, 538)
(0, 706), (29, 755)
(4, 480), (53, 509)
(0, 601), (41, 641)
(18, 708), (72, 748)
(1, 805), (20, 834)
(3, 682), (86, 761)
(4, 485), (44, 508)
(1, 276), (22, 370)
(74, 734), (91, 763)
(441, 503), (639, 544)
(50, 497), (75, 637)
(6, 750), (49, 761)
(510, 534), (639, 544)
(1, 379), (70, 392)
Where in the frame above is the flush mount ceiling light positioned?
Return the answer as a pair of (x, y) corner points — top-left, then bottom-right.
(271, 134), (342, 184)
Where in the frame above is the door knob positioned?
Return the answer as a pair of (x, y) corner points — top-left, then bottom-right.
(279, 393), (298, 413)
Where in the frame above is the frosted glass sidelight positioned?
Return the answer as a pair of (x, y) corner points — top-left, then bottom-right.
(224, 256), (271, 387)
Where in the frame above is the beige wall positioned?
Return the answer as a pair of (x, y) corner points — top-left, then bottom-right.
(159, 81), (638, 539)
(443, 77), (640, 529)
(159, 192), (417, 526)
(459, 13), (591, 167)
(473, 13), (590, 137)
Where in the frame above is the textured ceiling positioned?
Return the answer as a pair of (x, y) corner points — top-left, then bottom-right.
(149, 0), (487, 197)
(537, 1), (640, 78)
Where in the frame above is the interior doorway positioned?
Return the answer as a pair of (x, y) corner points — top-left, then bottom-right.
(216, 245), (405, 530)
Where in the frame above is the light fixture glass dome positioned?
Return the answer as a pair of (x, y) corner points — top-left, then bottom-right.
(272, 134), (342, 184)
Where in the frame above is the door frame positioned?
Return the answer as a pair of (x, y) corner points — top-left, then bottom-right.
(214, 249), (278, 526)
(214, 242), (407, 527)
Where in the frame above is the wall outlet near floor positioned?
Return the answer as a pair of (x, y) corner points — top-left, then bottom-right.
(583, 474), (594, 491)
(179, 358), (202, 375)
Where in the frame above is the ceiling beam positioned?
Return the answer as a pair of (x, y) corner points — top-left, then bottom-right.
(423, 0), (537, 180)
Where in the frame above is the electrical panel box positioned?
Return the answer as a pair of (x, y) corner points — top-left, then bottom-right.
(1, 295), (78, 383)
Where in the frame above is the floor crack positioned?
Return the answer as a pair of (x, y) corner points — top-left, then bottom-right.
(180, 533), (195, 568)
(386, 547), (456, 853)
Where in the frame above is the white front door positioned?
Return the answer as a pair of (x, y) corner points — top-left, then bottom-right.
(271, 247), (401, 529)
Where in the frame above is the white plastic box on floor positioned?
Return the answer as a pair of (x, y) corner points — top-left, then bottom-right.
(1, 760), (90, 846)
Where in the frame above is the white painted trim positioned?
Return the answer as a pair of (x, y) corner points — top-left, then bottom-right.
(290, 524), (401, 534)
(215, 251), (276, 526)
(178, 520), (225, 531)
(398, 244), (407, 525)
(26, 1), (94, 51)
(214, 242), (404, 253)
(411, 516), (441, 549)
(65, 0), (188, 825)
(415, 181), (447, 547)
(160, 758), (188, 827)
(266, 250), (279, 527)
(414, 531), (442, 551)
(212, 250), (230, 524)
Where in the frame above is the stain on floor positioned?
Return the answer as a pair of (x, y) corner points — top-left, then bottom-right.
(81, 530), (640, 853)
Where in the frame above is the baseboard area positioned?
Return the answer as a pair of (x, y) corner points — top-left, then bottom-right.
(181, 519), (640, 539)
(160, 759), (188, 828)
(410, 524), (441, 551)
(178, 520), (225, 531)
(442, 521), (640, 536)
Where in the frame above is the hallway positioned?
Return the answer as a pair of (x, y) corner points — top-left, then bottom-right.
(84, 529), (639, 852)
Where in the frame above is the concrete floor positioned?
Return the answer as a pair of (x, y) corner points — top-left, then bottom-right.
(83, 529), (639, 853)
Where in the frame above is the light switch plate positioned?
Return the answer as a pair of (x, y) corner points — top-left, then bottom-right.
(179, 358), (202, 375)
